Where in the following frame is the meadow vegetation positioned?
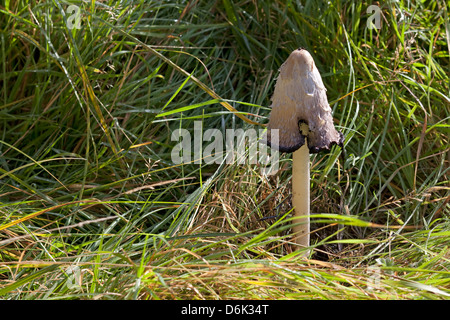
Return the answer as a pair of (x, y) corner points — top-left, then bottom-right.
(0, 0), (449, 299)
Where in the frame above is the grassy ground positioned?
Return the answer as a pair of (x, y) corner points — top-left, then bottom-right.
(0, 0), (449, 299)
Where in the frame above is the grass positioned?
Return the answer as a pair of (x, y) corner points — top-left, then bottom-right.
(0, 0), (449, 299)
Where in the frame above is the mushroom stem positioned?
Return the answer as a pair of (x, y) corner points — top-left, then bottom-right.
(292, 141), (310, 252)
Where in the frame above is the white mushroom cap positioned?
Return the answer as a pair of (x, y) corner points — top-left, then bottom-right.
(266, 48), (343, 153)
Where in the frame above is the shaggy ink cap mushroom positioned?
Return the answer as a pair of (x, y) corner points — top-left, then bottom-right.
(266, 48), (344, 154)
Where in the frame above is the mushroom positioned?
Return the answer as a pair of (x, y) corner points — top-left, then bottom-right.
(266, 48), (343, 252)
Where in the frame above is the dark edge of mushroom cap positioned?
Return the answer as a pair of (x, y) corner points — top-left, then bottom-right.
(266, 127), (344, 154)
(308, 131), (344, 154)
